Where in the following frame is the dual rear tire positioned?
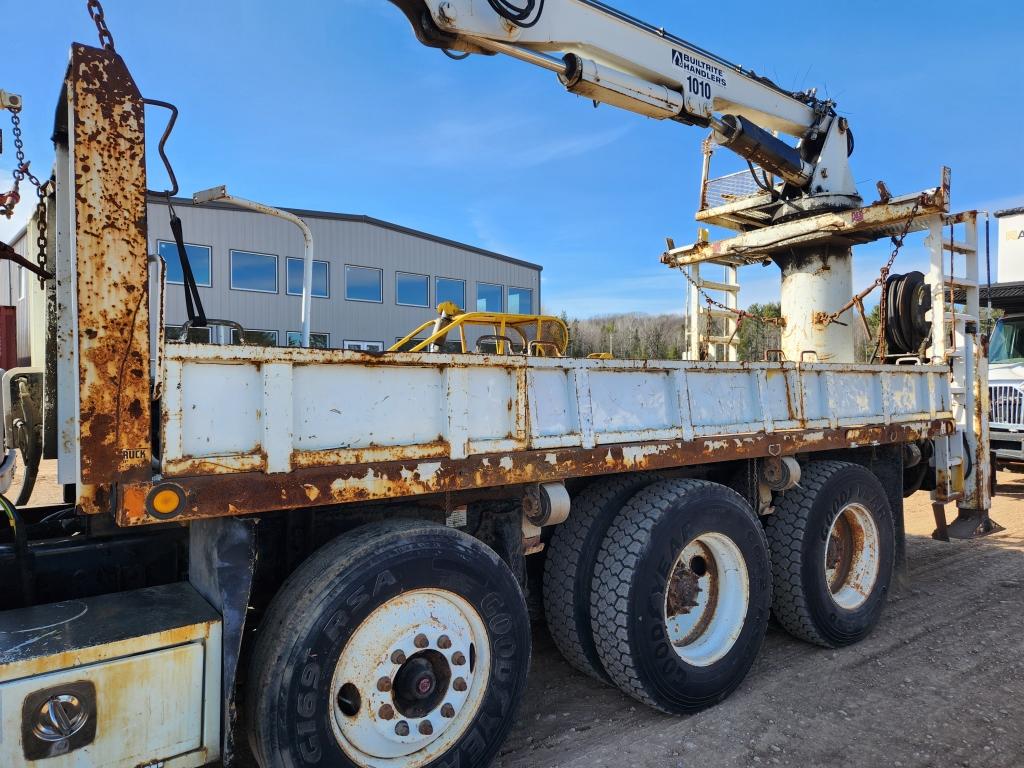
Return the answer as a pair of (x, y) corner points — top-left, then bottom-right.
(546, 477), (774, 714)
(544, 462), (896, 714)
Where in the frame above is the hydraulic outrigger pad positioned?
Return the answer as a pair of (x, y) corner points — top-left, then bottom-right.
(931, 503), (1004, 542)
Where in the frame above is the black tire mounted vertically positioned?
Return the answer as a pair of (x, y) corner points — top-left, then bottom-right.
(764, 461), (895, 648)
(590, 479), (772, 713)
(543, 473), (660, 682)
(247, 519), (531, 768)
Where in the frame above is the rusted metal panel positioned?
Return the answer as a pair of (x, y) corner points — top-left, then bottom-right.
(159, 346), (952, 465)
(663, 169), (951, 268)
(68, 45), (152, 488)
(117, 418), (951, 525)
(0, 306), (16, 370)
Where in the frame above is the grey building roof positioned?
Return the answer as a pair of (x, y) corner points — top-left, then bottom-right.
(995, 207), (1024, 219)
(153, 196), (542, 272)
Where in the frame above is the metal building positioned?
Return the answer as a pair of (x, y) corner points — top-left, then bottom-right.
(4, 197), (542, 357)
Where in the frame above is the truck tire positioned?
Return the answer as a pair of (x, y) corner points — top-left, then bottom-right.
(543, 473), (659, 682)
(247, 519), (530, 768)
(764, 460), (895, 648)
(590, 479), (772, 714)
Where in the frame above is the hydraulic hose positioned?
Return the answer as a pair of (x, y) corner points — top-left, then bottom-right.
(487, 0), (545, 28)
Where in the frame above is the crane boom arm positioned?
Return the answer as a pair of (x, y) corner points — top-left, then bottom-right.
(391, 0), (857, 198)
(412, 0), (815, 136)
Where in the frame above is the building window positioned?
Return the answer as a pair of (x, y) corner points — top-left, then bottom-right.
(234, 328), (279, 347)
(165, 324), (211, 343)
(230, 250), (278, 293)
(508, 286), (533, 315)
(157, 240), (213, 287)
(345, 265), (383, 303)
(286, 257), (330, 298)
(476, 282), (503, 312)
(344, 340), (384, 352)
(436, 277), (465, 311)
(396, 272), (429, 307)
(287, 331), (330, 349)
(393, 336), (428, 352)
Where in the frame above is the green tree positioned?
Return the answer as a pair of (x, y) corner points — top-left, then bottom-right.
(736, 302), (782, 362)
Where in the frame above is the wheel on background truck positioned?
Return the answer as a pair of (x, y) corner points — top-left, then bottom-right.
(590, 479), (772, 714)
(764, 460), (895, 648)
(543, 472), (661, 682)
(247, 519), (530, 768)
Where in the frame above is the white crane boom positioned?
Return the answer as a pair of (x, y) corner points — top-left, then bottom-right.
(391, 0), (858, 202)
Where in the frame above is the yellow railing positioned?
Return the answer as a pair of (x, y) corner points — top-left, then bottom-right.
(390, 303), (569, 356)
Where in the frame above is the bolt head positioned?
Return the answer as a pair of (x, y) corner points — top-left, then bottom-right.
(419, 720), (434, 736)
(437, 634), (452, 650)
(452, 651), (466, 666)
(377, 676), (392, 692)
(395, 721), (410, 737)
(441, 703), (456, 718)
(453, 677), (467, 692)
(379, 704), (395, 721)
(414, 633), (429, 649)
(391, 650), (406, 665)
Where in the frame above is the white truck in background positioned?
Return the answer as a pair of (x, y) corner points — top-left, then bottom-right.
(986, 208), (1024, 462)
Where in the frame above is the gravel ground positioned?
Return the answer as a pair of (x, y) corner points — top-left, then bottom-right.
(495, 470), (1024, 768)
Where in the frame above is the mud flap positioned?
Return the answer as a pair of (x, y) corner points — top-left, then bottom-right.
(189, 516), (258, 768)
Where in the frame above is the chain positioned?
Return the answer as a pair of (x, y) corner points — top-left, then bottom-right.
(86, 0), (116, 51)
(679, 265), (783, 360)
(818, 194), (925, 362)
(33, 181), (50, 287)
(679, 266), (786, 328)
(0, 105), (51, 283)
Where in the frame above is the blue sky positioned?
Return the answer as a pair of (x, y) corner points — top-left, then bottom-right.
(2, 1), (1022, 316)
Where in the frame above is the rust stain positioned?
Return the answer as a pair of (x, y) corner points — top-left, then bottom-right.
(116, 419), (950, 526)
(69, 45), (152, 493)
(0, 622), (215, 681)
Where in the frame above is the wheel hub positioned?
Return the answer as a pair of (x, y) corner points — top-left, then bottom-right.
(663, 533), (749, 667)
(824, 502), (881, 610)
(329, 589), (489, 767)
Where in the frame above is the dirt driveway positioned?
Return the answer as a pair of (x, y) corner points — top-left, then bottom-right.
(496, 471), (1024, 768)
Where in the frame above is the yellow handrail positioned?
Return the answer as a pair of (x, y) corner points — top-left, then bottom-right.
(389, 306), (569, 356)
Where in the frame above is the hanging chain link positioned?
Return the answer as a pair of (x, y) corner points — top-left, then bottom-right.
(86, 0), (116, 51)
(0, 104), (52, 284)
(33, 181), (50, 287)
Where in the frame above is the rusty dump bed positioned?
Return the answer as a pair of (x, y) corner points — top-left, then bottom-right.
(111, 345), (953, 525)
(44, 45), (955, 526)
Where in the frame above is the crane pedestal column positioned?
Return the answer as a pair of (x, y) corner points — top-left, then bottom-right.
(777, 246), (854, 364)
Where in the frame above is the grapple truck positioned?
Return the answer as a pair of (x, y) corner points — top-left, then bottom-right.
(0, 2), (1000, 766)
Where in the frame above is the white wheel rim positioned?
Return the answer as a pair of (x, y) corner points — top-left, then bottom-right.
(825, 502), (881, 610)
(663, 532), (749, 667)
(329, 588), (490, 768)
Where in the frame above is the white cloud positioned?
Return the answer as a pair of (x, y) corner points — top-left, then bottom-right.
(381, 115), (630, 171)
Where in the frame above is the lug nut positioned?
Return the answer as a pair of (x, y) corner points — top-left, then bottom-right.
(437, 634), (452, 650)
(452, 651), (466, 666)
(419, 720), (434, 736)
(414, 633), (429, 649)
(379, 704), (395, 721)
(453, 677), (467, 692)
(441, 703), (455, 718)
(391, 650), (406, 665)
(377, 676), (392, 692)
(395, 721), (410, 736)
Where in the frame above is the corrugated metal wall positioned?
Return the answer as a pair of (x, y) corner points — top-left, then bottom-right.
(146, 200), (543, 349)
